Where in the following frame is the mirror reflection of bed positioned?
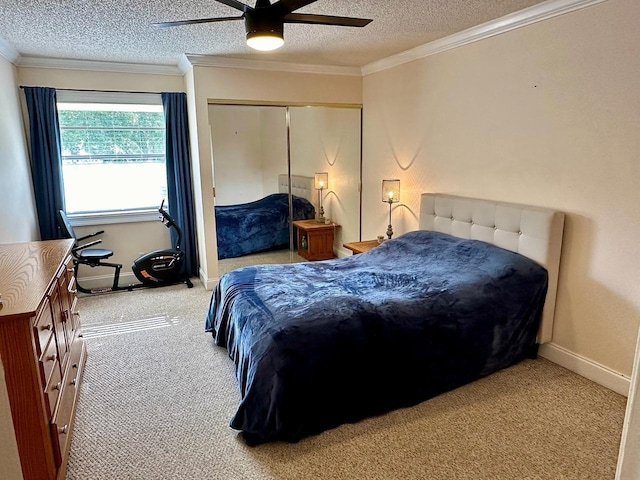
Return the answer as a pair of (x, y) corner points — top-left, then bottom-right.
(215, 176), (316, 276)
(209, 103), (362, 275)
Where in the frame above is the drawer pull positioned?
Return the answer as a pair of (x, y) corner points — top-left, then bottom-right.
(69, 288), (78, 294)
(72, 363), (78, 369)
(67, 268), (74, 273)
(41, 323), (53, 331)
(71, 378), (77, 386)
(48, 354), (57, 362)
(53, 382), (61, 391)
(58, 425), (68, 435)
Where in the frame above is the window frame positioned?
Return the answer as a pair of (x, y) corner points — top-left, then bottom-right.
(56, 90), (167, 226)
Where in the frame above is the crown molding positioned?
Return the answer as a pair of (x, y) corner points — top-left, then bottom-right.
(362, 0), (608, 76)
(184, 54), (362, 76)
(178, 54), (193, 74)
(3, 0), (607, 77)
(16, 56), (182, 75)
(0, 34), (20, 63)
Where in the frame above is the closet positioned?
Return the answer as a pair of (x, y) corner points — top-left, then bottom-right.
(208, 102), (362, 269)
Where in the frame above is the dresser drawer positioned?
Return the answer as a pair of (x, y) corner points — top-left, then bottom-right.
(44, 361), (62, 420)
(59, 257), (75, 311)
(51, 338), (85, 467)
(34, 301), (55, 357)
(49, 283), (69, 369)
(38, 334), (60, 388)
(67, 292), (80, 341)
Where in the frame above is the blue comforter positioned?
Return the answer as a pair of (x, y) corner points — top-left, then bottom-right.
(205, 230), (548, 445)
(215, 193), (315, 259)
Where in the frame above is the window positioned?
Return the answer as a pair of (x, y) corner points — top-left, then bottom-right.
(56, 92), (167, 222)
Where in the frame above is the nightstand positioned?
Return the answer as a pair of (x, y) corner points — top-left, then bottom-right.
(292, 219), (340, 261)
(343, 240), (381, 255)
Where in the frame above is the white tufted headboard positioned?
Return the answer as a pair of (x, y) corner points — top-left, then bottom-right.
(419, 193), (564, 344)
(278, 174), (318, 213)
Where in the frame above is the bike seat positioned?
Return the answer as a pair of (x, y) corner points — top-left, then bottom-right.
(78, 248), (114, 260)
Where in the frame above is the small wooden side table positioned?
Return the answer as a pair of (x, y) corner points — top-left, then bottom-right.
(292, 219), (340, 261)
(343, 240), (381, 255)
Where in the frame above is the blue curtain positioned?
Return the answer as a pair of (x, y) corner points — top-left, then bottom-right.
(162, 92), (198, 277)
(23, 87), (65, 240)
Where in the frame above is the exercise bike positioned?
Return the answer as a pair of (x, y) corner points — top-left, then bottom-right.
(59, 200), (194, 294)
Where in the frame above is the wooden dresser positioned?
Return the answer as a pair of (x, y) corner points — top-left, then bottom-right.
(0, 240), (87, 480)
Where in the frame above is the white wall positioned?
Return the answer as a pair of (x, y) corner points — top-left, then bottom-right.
(0, 53), (30, 480)
(362, 0), (640, 376)
(71, 220), (173, 288)
(0, 56), (38, 244)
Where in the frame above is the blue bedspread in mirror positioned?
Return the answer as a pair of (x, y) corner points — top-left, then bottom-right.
(205, 230), (548, 445)
(215, 193), (315, 259)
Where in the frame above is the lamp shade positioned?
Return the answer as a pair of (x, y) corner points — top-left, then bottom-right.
(315, 172), (328, 190)
(246, 32), (284, 51)
(245, 9), (284, 51)
(382, 179), (400, 203)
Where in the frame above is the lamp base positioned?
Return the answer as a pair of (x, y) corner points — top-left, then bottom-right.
(386, 224), (393, 239)
(317, 204), (325, 224)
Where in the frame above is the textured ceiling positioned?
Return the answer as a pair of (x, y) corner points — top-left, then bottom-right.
(0, 0), (548, 67)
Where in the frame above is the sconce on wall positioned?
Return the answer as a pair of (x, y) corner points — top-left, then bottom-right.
(382, 179), (400, 239)
(315, 172), (328, 223)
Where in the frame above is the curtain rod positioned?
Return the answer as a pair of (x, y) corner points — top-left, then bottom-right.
(19, 86), (174, 95)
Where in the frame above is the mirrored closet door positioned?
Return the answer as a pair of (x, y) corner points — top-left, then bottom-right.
(289, 106), (362, 256)
(208, 102), (361, 275)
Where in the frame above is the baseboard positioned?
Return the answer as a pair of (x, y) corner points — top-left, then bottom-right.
(539, 342), (630, 397)
(199, 268), (218, 291)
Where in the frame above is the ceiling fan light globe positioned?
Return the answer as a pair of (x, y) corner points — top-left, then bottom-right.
(246, 32), (284, 51)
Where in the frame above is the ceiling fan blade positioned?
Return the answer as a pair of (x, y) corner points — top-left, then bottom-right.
(153, 15), (244, 28)
(278, 0), (318, 13)
(284, 13), (372, 27)
(213, 0), (251, 12)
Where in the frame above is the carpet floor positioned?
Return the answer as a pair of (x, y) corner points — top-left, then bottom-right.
(217, 249), (306, 276)
(66, 282), (626, 480)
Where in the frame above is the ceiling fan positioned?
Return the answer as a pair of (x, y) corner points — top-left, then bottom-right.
(154, 0), (373, 51)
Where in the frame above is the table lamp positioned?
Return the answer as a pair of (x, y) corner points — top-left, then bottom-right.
(382, 179), (400, 239)
(315, 172), (328, 223)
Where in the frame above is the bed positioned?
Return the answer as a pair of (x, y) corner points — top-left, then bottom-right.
(215, 175), (316, 259)
(206, 193), (565, 445)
